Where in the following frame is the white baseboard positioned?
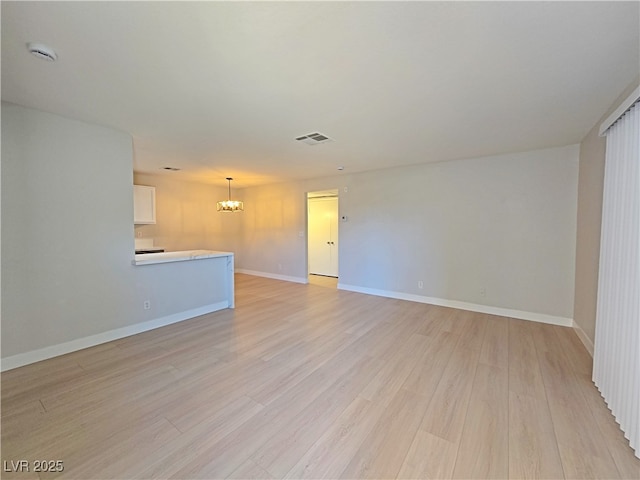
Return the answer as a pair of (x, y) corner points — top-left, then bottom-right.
(1, 301), (229, 372)
(236, 269), (308, 284)
(573, 322), (594, 357)
(337, 283), (574, 327)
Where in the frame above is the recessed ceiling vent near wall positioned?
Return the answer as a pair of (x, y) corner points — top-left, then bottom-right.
(27, 42), (57, 61)
(295, 132), (332, 146)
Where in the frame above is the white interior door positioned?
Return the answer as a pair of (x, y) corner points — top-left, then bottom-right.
(308, 196), (338, 277)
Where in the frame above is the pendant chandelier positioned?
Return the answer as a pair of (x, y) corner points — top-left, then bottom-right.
(217, 177), (244, 212)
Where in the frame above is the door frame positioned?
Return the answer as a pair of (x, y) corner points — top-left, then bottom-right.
(306, 189), (339, 281)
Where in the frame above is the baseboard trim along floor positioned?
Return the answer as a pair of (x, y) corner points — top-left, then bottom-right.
(236, 268), (307, 284)
(337, 283), (574, 328)
(1, 301), (229, 371)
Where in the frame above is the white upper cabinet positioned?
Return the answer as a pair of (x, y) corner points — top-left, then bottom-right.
(133, 185), (156, 224)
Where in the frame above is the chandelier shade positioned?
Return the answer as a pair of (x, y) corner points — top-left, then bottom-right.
(217, 177), (243, 212)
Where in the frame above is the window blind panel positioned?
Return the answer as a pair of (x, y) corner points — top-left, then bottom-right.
(594, 101), (640, 458)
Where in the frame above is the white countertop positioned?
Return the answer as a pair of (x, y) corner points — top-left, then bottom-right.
(133, 249), (234, 266)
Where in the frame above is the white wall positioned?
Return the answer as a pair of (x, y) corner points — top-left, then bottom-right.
(239, 180), (337, 282)
(2, 102), (136, 358)
(133, 172), (241, 254)
(1, 101), (580, 367)
(2, 103), (230, 368)
(239, 145), (579, 321)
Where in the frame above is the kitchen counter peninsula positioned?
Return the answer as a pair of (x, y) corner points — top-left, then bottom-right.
(133, 249), (235, 309)
(133, 249), (233, 266)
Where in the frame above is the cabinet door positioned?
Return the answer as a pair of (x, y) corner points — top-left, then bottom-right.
(133, 185), (156, 224)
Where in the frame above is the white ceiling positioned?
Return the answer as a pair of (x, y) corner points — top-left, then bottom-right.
(2, 1), (638, 188)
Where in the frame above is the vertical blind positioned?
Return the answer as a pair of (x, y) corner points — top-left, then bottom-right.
(593, 99), (639, 458)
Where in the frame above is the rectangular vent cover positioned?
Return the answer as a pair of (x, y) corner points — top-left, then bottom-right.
(295, 132), (332, 145)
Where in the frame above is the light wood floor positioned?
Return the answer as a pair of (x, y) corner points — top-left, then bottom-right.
(308, 274), (338, 289)
(2, 274), (639, 479)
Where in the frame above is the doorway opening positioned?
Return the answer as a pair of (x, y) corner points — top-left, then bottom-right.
(307, 189), (339, 288)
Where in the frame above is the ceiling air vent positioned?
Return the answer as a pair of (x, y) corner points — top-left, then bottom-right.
(27, 43), (57, 61)
(295, 132), (332, 146)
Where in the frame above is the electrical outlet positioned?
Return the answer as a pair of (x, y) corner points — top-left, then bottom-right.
(143, 300), (151, 310)
(136, 231), (142, 238)
(278, 263), (283, 271)
(418, 280), (424, 289)
(479, 287), (486, 297)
